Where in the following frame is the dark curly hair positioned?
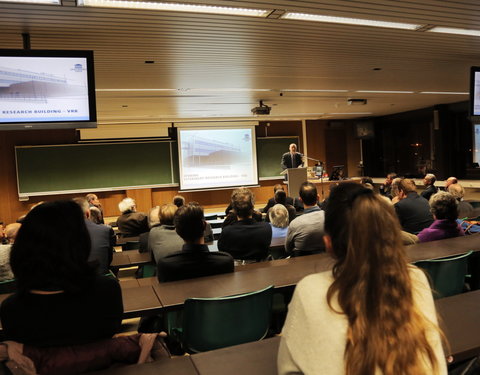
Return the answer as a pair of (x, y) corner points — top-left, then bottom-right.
(11, 200), (95, 293)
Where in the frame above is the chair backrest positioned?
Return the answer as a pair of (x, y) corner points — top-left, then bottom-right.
(123, 241), (140, 251)
(0, 278), (16, 294)
(415, 251), (473, 298)
(182, 285), (273, 353)
(269, 245), (287, 260)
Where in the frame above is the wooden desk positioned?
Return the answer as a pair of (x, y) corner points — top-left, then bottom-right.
(111, 252), (152, 268)
(116, 236), (140, 246)
(122, 285), (163, 319)
(407, 233), (480, 262)
(436, 289), (480, 363)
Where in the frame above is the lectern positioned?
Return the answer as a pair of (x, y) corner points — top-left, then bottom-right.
(281, 167), (307, 197)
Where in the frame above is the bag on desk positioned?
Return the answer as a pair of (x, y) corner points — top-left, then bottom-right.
(457, 219), (480, 235)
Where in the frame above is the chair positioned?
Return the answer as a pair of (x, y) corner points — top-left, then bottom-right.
(122, 241), (140, 251)
(268, 245), (288, 260)
(415, 251), (473, 298)
(0, 278), (16, 293)
(180, 285), (273, 353)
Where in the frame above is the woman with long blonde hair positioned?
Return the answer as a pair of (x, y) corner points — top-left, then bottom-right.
(278, 182), (447, 375)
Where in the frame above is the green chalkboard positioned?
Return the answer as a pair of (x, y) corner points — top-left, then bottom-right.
(256, 136), (299, 179)
(16, 141), (176, 197)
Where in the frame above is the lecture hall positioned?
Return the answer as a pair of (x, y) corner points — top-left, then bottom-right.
(2, 1), (480, 374)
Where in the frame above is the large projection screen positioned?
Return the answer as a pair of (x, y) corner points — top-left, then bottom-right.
(177, 126), (258, 191)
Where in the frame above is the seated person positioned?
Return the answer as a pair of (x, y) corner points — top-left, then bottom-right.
(444, 176), (458, 191)
(262, 184), (294, 213)
(86, 193), (104, 224)
(0, 200), (123, 347)
(116, 197), (149, 237)
(265, 190), (296, 224)
(75, 198), (116, 275)
(149, 204), (184, 263)
(218, 188), (272, 261)
(139, 206), (161, 253)
(269, 204), (289, 247)
(418, 191), (464, 242)
(285, 182), (325, 256)
(421, 173), (438, 201)
(222, 189), (263, 227)
(379, 172), (397, 199)
(157, 203), (234, 282)
(172, 195), (185, 208)
(278, 183), (446, 375)
(394, 178), (433, 234)
(448, 183), (474, 219)
(0, 223), (19, 281)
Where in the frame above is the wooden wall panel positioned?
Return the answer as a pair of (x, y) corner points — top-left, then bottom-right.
(305, 120), (327, 168)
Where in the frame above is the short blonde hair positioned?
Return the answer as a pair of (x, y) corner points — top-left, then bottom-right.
(448, 183), (465, 200)
(159, 204), (178, 226)
(269, 204), (289, 228)
(5, 223), (21, 243)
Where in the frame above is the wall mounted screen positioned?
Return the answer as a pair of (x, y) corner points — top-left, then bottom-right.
(177, 126), (258, 191)
(0, 49), (96, 130)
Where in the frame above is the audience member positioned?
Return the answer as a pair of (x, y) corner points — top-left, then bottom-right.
(390, 177), (403, 204)
(74, 198), (116, 275)
(285, 182), (325, 256)
(418, 191), (464, 242)
(88, 206), (103, 225)
(0, 223), (18, 281)
(265, 190), (296, 224)
(445, 176), (458, 190)
(262, 184), (294, 213)
(421, 173), (438, 201)
(379, 172), (397, 199)
(116, 198), (149, 237)
(218, 188), (272, 261)
(269, 204), (289, 247)
(394, 178), (433, 234)
(278, 183), (446, 375)
(86, 193), (104, 224)
(172, 195), (185, 208)
(4, 223), (20, 244)
(1, 200), (123, 347)
(448, 183), (475, 219)
(148, 204), (184, 263)
(139, 206), (161, 253)
(222, 188), (263, 227)
(157, 203), (234, 282)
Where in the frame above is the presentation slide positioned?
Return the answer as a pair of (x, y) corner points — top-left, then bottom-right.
(178, 127), (258, 191)
(474, 125), (480, 164)
(0, 56), (90, 123)
(474, 71), (480, 116)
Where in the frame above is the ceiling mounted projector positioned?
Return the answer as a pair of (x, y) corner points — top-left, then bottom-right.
(251, 100), (271, 115)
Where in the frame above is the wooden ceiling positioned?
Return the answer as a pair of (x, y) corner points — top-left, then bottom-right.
(1, 0), (480, 124)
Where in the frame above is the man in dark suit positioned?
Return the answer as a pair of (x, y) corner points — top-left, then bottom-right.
(394, 179), (434, 234)
(281, 143), (303, 170)
(74, 198), (115, 274)
(262, 184), (294, 213)
(157, 203), (234, 282)
(420, 173), (438, 201)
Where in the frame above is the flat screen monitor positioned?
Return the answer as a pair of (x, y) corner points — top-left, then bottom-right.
(177, 126), (258, 191)
(470, 66), (480, 117)
(0, 49), (97, 130)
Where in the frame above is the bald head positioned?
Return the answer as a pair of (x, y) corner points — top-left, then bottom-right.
(445, 177), (458, 189)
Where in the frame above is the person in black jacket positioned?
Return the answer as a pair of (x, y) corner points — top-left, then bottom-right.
(262, 184), (294, 213)
(281, 143), (303, 170)
(394, 179), (433, 234)
(157, 203), (233, 282)
(420, 173), (438, 202)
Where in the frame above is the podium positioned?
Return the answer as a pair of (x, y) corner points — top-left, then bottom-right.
(281, 168), (307, 197)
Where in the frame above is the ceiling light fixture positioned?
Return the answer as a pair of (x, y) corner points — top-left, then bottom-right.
(329, 112), (373, 115)
(356, 90), (415, 94)
(420, 91), (468, 95)
(96, 88), (177, 91)
(282, 89), (349, 93)
(0, 0), (60, 4)
(77, 0), (269, 17)
(428, 27), (480, 37)
(282, 12), (421, 30)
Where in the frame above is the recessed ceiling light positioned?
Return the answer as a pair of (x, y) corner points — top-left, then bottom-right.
(420, 91), (468, 95)
(428, 27), (480, 37)
(282, 12), (421, 30)
(96, 88), (177, 91)
(0, 0), (60, 4)
(356, 90), (414, 94)
(281, 89), (349, 93)
(77, 0), (269, 17)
